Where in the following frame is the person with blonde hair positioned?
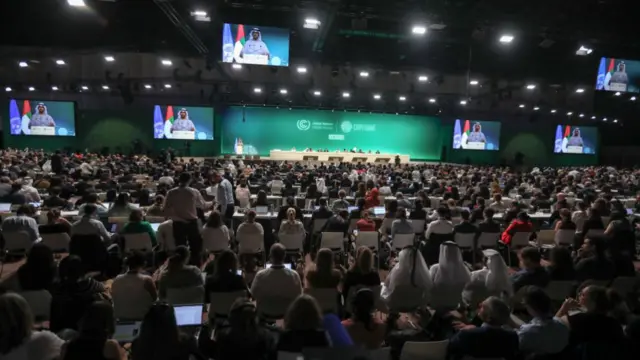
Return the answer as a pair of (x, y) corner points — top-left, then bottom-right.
(277, 295), (330, 352)
(278, 207), (305, 236)
(305, 248), (341, 289)
(0, 293), (64, 359)
(343, 246), (381, 299)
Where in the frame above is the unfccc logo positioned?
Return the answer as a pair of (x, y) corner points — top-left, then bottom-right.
(341, 121), (353, 133)
(297, 119), (311, 130)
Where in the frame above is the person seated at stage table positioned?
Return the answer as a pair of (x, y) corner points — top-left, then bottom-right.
(1, 204), (40, 243)
(120, 208), (158, 246)
(311, 198), (333, 222)
(43, 186), (70, 208)
(277, 196), (303, 225)
(453, 209), (477, 234)
(331, 190), (350, 211)
(39, 208), (72, 235)
(278, 208), (305, 237)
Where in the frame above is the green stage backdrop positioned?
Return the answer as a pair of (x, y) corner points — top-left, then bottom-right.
(220, 107), (442, 160)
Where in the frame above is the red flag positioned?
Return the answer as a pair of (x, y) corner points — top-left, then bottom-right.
(607, 58), (615, 73)
(463, 120), (470, 134)
(563, 125), (571, 138)
(22, 100), (31, 116)
(165, 106), (174, 123)
(236, 25), (245, 43)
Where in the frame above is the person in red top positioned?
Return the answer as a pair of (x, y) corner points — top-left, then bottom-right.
(364, 186), (380, 209)
(356, 210), (376, 232)
(501, 212), (534, 245)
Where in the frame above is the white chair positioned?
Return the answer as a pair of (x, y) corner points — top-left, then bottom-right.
(320, 232), (344, 251)
(411, 220), (426, 234)
(18, 290), (52, 321)
(208, 291), (248, 320)
(123, 233), (154, 252)
(554, 230), (575, 246)
(238, 233), (264, 255)
(392, 233), (415, 250)
(271, 180), (283, 195)
(544, 281), (575, 302)
(256, 295), (297, 320)
(400, 340), (449, 360)
(379, 218), (394, 235)
(454, 233), (475, 250)
(279, 233), (305, 253)
(166, 286), (205, 305)
(304, 288), (339, 313)
(2, 231), (33, 254)
(312, 219), (328, 233)
(201, 231), (231, 253)
(40, 232), (71, 252)
(145, 216), (165, 223)
(511, 232), (531, 249)
(355, 231), (379, 251)
(429, 197), (440, 209)
(477, 232), (500, 248)
(536, 230), (555, 246)
(112, 281), (154, 320)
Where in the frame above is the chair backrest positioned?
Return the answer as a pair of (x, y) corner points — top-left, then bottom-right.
(554, 229), (575, 246)
(256, 295), (297, 320)
(238, 233), (264, 254)
(201, 229), (230, 253)
(511, 232), (531, 248)
(123, 232), (154, 252)
(451, 217), (462, 225)
(18, 290), (52, 321)
(209, 291), (248, 318)
(454, 232), (475, 249)
(40, 232), (71, 252)
(379, 218), (394, 234)
(2, 231), (33, 253)
(347, 219), (359, 233)
(320, 232), (344, 251)
(393, 233), (415, 250)
(166, 286), (204, 305)
(400, 340), (449, 360)
(355, 231), (379, 250)
(304, 288), (339, 313)
(312, 218), (328, 233)
(477, 232), (500, 248)
(145, 216), (165, 223)
(544, 281), (576, 301)
(585, 229), (605, 238)
(537, 230), (556, 246)
(112, 278), (154, 320)
(601, 216), (611, 226)
(429, 197), (441, 209)
(279, 233), (305, 252)
(411, 220), (426, 234)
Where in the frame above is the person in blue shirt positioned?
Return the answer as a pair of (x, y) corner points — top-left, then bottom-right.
(516, 286), (569, 356)
(510, 247), (550, 293)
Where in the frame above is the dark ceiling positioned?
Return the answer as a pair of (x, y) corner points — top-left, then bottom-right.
(2, 0), (637, 82)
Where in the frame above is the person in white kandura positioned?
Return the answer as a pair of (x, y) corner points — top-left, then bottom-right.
(170, 108), (196, 133)
(29, 103), (56, 128)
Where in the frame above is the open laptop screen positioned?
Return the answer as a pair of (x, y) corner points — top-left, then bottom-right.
(173, 305), (203, 327)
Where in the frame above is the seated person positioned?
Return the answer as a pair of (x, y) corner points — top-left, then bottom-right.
(342, 288), (386, 349)
(489, 194), (507, 212)
(311, 198), (333, 221)
(331, 190), (350, 211)
(277, 295), (330, 353)
(157, 246), (203, 299)
(1, 204), (40, 242)
(510, 247), (550, 292)
(145, 195), (165, 216)
(501, 212), (533, 245)
(42, 186), (69, 208)
(320, 210), (350, 236)
(201, 211), (231, 248)
(356, 209), (376, 232)
(204, 250), (248, 303)
(409, 199), (427, 220)
(516, 287), (570, 356)
(278, 208), (305, 236)
(39, 208), (72, 235)
(305, 248), (342, 289)
(342, 247), (381, 300)
(453, 209), (477, 234)
(120, 208), (157, 247)
(390, 208), (413, 239)
(251, 244), (302, 302)
(554, 208), (577, 231)
(276, 196), (304, 225)
(77, 192), (108, 216)
(425, 207), (454, 239)
(107, 192), (138, 218)
(574, 236), (615, 282)
(477, 208), (501, 233)
(545, 246), (576, 281)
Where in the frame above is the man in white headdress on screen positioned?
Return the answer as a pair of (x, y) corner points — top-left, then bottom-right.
(170, 108), (196, 135)
(28, 103), (56, 129)
(562, 128), (584, 153)
(240, 28), (270, 64)
(608, 62), (629, 91)
(466, 122), (486, 144)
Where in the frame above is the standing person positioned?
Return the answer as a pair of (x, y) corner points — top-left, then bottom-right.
(51, 150), (63, 175)
(214, 172), (235, 227)
(163, 172), (206, 266)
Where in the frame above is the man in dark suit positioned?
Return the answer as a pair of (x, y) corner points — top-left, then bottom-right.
(448, 296), (519, 360)
(311, 198), (333, 222)
(477, 208), (501, 233)
(453, 209), (477, 234)
(321, 210), (350, 236)
(43, 187), (70, 208)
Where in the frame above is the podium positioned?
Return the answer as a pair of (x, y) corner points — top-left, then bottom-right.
(171, 130), (195, 140)
(465, 142), (486, 150)
(243, 54), (269, 65)
(609, 83), (627, 92)
(30, 126), (56, 136)
(566, 146), (583, 154)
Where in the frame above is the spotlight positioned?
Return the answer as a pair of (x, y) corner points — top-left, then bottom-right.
(254, 87), (262, 93)
(359, 71), (369, 77)
(102, 85), (109, 90)
(55, 59), (66, 65)
(603, 118), (607, 122)
(499, 34), (514, 43)
(5, 87), (12, 92)
(550, 109), (557, 113)
(67, 0), (86, 7)
(18, 61), (28, 68)
(533, 107), (540, 111)
(631, 96), (637, 101)
(81, 85), (89, 90)
(232, 64), (242, 69)
(591, 116), (596, 119)
(579, 113), (585, 118)
(399, 96), (406, 101)
(51, 86), (59, 91)
(418, 75), (428, 82)
(104, 55), (115, 62)
(526, 84), (536, 90)
(519, 104), (525, 108)
(613, 119), (618, 123)
(144, 84), (152, 89)
(469, 80), (479, 85)
(280, 89), (288, 94)
(28, 87), (35, 92)
(373, 94), (381, 100)
(161, 59), (173, 66)
(614, 92), (621, 96)
(193, 10), (207, 17)
(428, 98), (436, 103)
(567, 112), (573, 115)
(164, 84), (172, 89)
(412, 25), (427, 35)
(460, 100), (467, 105)
(342, 92), (350, 98)
(576, 46), (593, 56)
(313, 90), (321, 96)
(304, 18), (321, 29)
(575, 88), (585, 93)
(296, 66), (307, 73)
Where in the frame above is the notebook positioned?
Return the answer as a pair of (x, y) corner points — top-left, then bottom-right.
(113, 321), (142, 343)
(173, 304), (203, 327)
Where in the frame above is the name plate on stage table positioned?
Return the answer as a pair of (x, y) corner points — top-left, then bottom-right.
(243, 54), (269, 65)
(172, 130), (195, 140)
(609, 83), (627, 92)
(566, 146), (583, 154)
(30, 126), (56, 136)
(466, 142), (486, 150)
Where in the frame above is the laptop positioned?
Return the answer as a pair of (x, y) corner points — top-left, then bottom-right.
(373, 206), (385, 216)
(347, 206), (359, 213)
(150, 223), (161, 232)
(110, 224), (118, 233)
(113, 321), (142, 343)
(626, 208), (634, 215)
(0, 203), (11, 212)
(173, 304), (203, 327)
(265, 263), (292, 269)
(255, 205), (269, 214)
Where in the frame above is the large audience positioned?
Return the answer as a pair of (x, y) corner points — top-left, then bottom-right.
(0, 147), (639, 360)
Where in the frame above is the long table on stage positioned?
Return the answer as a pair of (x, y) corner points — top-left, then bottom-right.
(269, 150), (410, 164)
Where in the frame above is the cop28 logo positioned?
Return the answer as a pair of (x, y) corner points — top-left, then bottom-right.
(297, 119), (311, 131)
(340, 121), (353, 133)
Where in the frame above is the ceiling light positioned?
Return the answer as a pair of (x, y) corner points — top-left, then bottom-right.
(28, 87), (35, 92)
(603, 118), (608, 121)
(567, 112), (573, 116)
(359, 71), (369, 77)
(526, 84), (536, 90)
(399, 96), (406, 101)
(51, 86), (59, 91)
(631, 96), (637, 101)
(591, 116), (596, 119)
(193, 10), (207, 17)
(575, 88), (585, 93)
(519, 104), (525, 108)
(576, 46), (593, 56)
(613, 119), (618, 123)
(579, 113), (585, 118)
(499, 34), (514, 43)
(304, 18), (321, 29)
(412, 26), (427, 35)
(5, 87), (11, 92)
(429, 98), (437, 103)
(297, 66), (307, 73)
(418, 75), (428, 82)
(67, 0), (86, 7)
(191, 10), (210, 22)
(164, 84), (172, 89)
(18, 61), (28, 68)
(469, 80), (479, 85)
(551, 109), (557, 113)
(533, 107), (540, 111)
(232, 64), (242, 69)
(342, 92), (350, 98)
(102, 85), (109, 90)
(254, 87), (262, 93)
(55, 59), (65, 65)
(373, 94), (381, 100)
(81, 85), (89, 90)
(313, 90), (321, 96)
(280, 89), (288, 94)
(614, 91), (621, 96)
(104, 55), (115, 62)
(144, 84), (152, 89)
(460, 100), (467, 105)
(161, 59), (172, 66)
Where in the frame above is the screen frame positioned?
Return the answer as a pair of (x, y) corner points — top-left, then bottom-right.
(153, 105), (215, 141)
(8, 98), (77, 137)
(451, 119), (502, 151)
(221, 23), (291, 67)
(553, 124), (598, 155)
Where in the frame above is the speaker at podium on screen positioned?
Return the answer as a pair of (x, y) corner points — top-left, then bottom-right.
(560, 127), (584, 154)
(234, 138), (244, 155)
